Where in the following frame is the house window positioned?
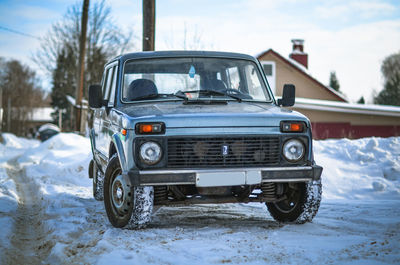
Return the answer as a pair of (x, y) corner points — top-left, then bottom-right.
(261, 61), (276, 94)
(263, 64), (273, 76)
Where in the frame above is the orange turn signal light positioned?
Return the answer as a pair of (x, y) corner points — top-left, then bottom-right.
(281, 121), (305, 132)
(140, 124), (153, 133)
(121, 129), (127, 136)
(290, 123), (303, 132)
(135, 122), (165, 134)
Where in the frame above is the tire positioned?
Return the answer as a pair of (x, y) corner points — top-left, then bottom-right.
(266, 180), (322, 224)
(103, 154), (154, 229)
(90, 159), (104, 201)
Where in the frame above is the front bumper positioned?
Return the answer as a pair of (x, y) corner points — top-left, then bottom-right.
(126, 165), (323, 187)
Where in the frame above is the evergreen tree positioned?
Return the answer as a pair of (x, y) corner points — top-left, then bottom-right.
(357, 96), (365, 104)
(374, 51), (400, 106)
(329, 71), (340, 92)
(374, 78), (400, 106)
(51, 44), (77, 131)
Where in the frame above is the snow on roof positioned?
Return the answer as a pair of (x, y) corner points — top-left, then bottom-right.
(38, 123), (60, 132)
(290, 48), (305, 55)
(66, 95), (88, 107)
(294, 97), (400, 117)
(66, 95), (76, 106)
(286, 56), (312, 75)
(30, 107), (54, 122)
(291, 39), (304, 45)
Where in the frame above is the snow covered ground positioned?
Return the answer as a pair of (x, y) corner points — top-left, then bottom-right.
(0, 133), (399, 264)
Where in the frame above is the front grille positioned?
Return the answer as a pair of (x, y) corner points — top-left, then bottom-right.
(167, 136), (280, 168)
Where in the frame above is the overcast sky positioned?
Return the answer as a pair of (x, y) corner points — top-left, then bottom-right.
(0, 0), (399, 103)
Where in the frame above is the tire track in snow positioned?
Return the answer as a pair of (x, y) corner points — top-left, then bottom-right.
(56, 201), (109, 264)
(2, 158), (54, 265)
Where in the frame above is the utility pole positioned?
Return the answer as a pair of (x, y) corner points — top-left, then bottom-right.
(75, 0), (89, 133)
(143, 0), (155, 51)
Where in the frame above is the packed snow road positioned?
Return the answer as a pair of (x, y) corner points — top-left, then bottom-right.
(0, 133), (399, 264)
(3, 158), (54, 264)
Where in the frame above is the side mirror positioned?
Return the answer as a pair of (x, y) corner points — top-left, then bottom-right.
(278, 84), (295, 107)
(89, 84), (103, 108)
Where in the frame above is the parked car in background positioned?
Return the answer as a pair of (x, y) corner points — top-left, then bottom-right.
(88, 51), (323, 229)
(36, 123), (60, 142)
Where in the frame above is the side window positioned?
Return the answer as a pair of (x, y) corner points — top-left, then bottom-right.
(100, 69), (106, 90)
(101, 68), (109, 96)
(103, 67), (114, 101)
(108, 65), (118, 106)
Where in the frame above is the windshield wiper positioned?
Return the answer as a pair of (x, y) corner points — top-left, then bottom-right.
(158, 93), (188, 100)
(172, 91), (189, 101)
(178, 89), (243, 102)
(130, 93), (187, 101)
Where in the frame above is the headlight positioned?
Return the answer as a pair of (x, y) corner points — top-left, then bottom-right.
(283, 139), (305, 162)
(140, 141), (162, 165)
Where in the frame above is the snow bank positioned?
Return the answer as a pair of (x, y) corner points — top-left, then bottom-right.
(0, 165), (19, 252)
(0, 133), (40, 163)
(314, 137), (400, 200)
(1, 133), (39, 149)
(0, 133), (92, 260)
(0, 167), (18, 212)
(19, 133), (92, 189)
(0, 133), (39, 211)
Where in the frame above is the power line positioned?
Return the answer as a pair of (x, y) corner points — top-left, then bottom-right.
(0, 25), (40, 40)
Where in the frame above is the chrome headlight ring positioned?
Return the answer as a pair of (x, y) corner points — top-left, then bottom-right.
(282, 139), (305, 162)
(139, 141), (162, 165)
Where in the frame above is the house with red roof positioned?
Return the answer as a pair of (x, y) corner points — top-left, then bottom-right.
(257, 40), (400, 139)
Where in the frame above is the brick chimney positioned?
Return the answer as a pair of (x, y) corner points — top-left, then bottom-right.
(289, 39), (308, 69)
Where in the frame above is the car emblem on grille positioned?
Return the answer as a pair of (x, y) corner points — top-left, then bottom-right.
(222, 145), (229, 156)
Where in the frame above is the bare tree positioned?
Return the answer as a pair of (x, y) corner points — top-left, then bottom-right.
(33, 0), (134, 87)
(162, 24), (214, 90)
(164, 23), (213, 51)
(0, 58), (44, 135)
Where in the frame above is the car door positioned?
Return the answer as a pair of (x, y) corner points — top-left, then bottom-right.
(98, 62), (118, 157)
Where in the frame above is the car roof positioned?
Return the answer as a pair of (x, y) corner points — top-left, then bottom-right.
(107, 50), (257, 65)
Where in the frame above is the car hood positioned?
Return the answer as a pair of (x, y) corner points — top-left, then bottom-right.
(116, 101), (309, 129)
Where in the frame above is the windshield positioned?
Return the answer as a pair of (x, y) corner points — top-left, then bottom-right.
(122, 57), (272, 102)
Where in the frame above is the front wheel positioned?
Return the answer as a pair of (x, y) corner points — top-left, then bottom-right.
(103, 154), (154, 229)
(266, 180), (322, 224)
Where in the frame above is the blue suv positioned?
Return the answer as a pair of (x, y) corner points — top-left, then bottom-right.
(88, 51), (323, 229)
